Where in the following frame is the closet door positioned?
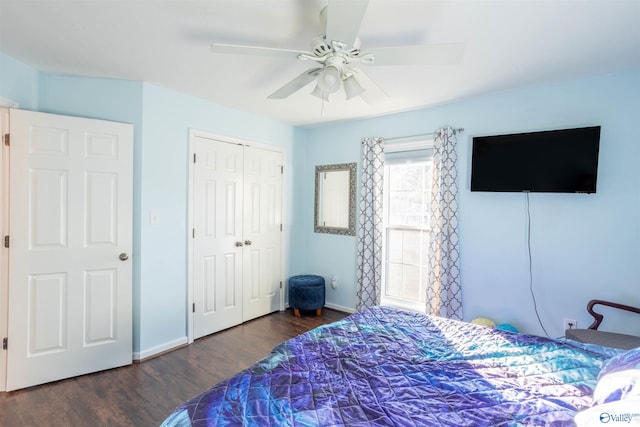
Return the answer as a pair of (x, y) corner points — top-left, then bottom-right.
(242, 147), (283, 321)
(191, 136), (283, 338)
(192, 137), (243, 339)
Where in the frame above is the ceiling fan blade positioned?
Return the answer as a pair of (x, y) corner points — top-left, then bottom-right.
(268, 67), (323, 99)
(211, 43), (309, 59)
(349, 68), (387, 105)
(365, 43), (465, 66)
(325, 0), (369, 47)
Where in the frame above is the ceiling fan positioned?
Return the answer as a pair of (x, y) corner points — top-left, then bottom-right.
(211, 0), (465, 103)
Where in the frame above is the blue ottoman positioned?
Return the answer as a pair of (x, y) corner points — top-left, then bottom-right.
(289, 275), (325, 317)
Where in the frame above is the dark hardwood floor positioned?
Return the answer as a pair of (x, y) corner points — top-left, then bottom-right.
(0, 308), (348, 427)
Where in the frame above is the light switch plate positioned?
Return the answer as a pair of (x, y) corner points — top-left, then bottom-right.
(149, 210), (160, 224)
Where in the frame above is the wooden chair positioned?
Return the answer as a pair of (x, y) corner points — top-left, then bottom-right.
(565, 299), (640, 349)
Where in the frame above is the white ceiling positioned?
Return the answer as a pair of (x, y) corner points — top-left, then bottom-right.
(1, 0), (639, 127)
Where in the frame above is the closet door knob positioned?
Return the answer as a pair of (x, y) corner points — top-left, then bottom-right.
(235, 241), (243, 247)
(119, 253), (129, 261)
(244, 240), (252, 246)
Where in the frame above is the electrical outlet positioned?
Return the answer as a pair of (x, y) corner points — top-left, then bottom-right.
(563, 318), (577, 332)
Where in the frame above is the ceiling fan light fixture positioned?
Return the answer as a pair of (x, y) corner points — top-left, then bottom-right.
(311, 84), (329, 101)
(317, 65), (342, 93)
(343, 74), (365, 100)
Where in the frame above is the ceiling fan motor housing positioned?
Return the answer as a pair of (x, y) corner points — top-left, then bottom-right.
(310, 35), (332, 56)
(311, 33), (362, 58)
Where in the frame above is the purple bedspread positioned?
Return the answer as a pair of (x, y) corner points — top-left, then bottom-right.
(161, 306), (620, 426)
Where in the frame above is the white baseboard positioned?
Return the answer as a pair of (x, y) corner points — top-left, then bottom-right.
(325, 302), (356, 313)
(133, 336), (188, 361)
(134, 305), (354, 361)
(285, 302), (356, 314)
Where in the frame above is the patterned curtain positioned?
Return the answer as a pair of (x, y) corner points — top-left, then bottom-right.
(355, 137), (384, 310)
(427, 127), (462, 320)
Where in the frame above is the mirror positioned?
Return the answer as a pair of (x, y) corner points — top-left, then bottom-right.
(314, 163), (357, 236)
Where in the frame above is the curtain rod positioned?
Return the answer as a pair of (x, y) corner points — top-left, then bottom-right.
(383, 127), (464, 142)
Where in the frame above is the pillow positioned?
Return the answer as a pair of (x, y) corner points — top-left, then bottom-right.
(599, 346), (640, 379)
(574, 348), (640, 426)
(594, 346), (640, 405)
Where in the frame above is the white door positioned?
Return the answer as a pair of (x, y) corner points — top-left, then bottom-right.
(191, 135), (283, 338)
(242, 147), (283, 321)
(0, 108), (9, 391)
(192, 136), (243, 339)
(6, 109), (133, 391)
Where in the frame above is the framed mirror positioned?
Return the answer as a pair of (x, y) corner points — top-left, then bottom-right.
(314, 162), (357, 236)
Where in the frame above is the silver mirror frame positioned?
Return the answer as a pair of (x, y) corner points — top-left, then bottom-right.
(314, 162), (357, 236)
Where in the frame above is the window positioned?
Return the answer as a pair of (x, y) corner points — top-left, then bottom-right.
(381, 141), (433, 313)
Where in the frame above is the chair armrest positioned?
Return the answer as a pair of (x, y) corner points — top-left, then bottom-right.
(587, 299), (640, 330)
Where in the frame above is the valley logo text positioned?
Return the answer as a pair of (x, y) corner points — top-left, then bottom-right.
(599, 412), (640, 424)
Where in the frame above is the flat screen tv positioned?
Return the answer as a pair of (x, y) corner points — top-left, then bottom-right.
(470, 126), (601, 193)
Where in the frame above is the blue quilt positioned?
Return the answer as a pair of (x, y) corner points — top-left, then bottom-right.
(161, 306), (621, 426)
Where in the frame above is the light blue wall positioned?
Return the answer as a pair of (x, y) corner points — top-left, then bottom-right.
(288, 127), (312, 276)
(0, 51), (39, 110)
(138, 83), (300, 352)
(0, 51), (305, 356)
(37, 74), (146, 351)
(304, 69), (640, 338)
(3, 47), (639, 350)
(301, 123), (363, 311)
(36, 78), (305, 354)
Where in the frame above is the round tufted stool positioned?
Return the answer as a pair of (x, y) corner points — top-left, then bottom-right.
(289, 275), (325, 317)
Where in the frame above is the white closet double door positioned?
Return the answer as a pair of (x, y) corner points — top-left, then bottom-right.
(192, 135), (282, 339)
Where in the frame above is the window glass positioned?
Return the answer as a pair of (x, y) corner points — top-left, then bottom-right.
(381, 143), (433, 313)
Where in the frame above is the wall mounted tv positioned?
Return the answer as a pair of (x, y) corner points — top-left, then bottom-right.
(470, 126), (601, 193)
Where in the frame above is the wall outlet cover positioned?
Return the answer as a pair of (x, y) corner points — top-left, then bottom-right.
(563, 318), (577, 331)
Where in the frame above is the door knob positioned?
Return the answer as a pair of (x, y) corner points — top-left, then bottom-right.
(119, 253), (129, 261)
(235, 241), (243, 247)
(244, 240), (252, 246)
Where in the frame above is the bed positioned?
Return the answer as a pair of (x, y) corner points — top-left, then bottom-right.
(161, 306), (640, 426)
